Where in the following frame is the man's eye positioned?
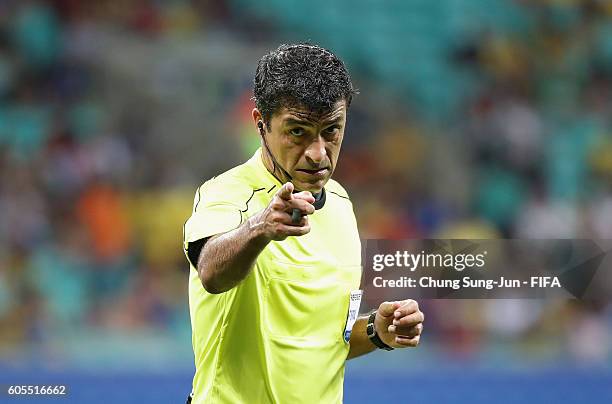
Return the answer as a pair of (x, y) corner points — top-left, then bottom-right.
(324, 126), (340, 134)
(289, 127), (305, 137)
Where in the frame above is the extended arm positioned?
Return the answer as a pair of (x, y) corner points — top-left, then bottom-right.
(196, 182), (315, 294)
(196, 218), (269, 294)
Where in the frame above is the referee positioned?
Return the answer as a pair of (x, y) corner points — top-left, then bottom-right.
(183, 43), (424, 404)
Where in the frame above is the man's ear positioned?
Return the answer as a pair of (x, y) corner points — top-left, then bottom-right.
(252, 108), (263, 130)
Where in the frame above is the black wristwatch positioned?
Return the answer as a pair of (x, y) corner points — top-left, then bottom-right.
(366, 311), (394, 351)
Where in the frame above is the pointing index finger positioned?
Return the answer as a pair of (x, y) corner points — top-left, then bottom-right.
(277, 182), (294, 201)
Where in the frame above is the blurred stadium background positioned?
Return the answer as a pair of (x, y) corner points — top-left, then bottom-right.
(0, 0), (611, 402)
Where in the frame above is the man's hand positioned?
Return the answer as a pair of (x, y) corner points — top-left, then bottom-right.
(249, 182), (315, 241)
(375, 300), (424, 348)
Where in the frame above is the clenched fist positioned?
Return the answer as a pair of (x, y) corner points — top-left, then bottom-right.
(376, 299), (424, 348)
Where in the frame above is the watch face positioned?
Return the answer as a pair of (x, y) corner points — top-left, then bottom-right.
(366, 312), (377, 337)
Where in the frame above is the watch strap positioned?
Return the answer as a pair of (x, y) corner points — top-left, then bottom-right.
(366, 311), (394, 351)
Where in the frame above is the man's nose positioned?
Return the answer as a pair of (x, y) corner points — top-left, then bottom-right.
(304, 136), (327, 166)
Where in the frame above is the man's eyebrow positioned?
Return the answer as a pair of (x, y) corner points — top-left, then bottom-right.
(282, 115), (344, 126)
(321, 115), (344, 125)
(283, 117), (315, 127)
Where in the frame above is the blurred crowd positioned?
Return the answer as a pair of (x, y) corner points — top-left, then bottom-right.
(0, 0), (610, 367)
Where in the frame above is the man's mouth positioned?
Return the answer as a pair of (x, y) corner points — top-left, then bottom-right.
(296, 168), (329, 178)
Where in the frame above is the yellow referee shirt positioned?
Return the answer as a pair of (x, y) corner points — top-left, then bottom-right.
(183, 148), (362, 403)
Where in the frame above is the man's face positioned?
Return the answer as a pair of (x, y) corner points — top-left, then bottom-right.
(254, 100), (347, 194)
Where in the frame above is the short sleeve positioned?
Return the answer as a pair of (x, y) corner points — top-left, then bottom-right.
(183, 177), (251, 265)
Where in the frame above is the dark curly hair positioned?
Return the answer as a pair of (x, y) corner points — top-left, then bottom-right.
(253, 43), (357, 125)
